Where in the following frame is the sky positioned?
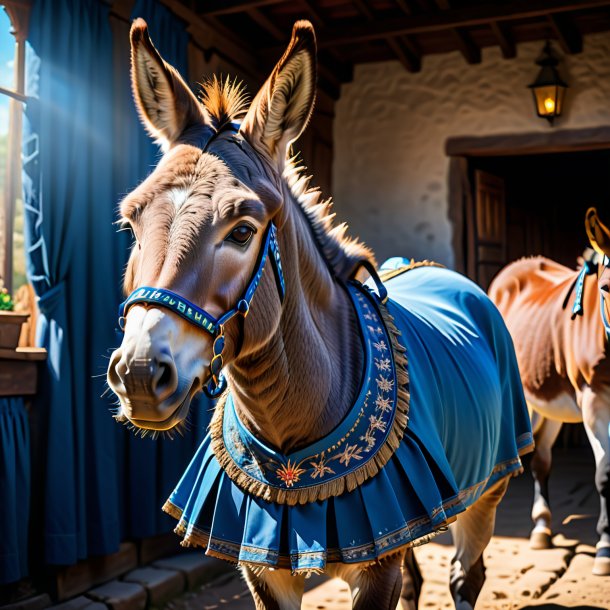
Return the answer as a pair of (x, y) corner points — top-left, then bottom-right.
(0, 7), (15, 136)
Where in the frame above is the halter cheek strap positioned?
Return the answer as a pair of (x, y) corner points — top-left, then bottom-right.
(571, 254), (610, 342)
(600, 254), (610, 342)
(571, 258), (597, 317)
(118, 222), (285, 397)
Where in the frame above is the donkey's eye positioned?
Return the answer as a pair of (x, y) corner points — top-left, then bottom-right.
(123, 225), (141, 249)
(226, 224), (256, 246)
(121, 222), (137, 242)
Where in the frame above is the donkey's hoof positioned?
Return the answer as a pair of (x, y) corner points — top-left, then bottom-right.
(593, 547), (610, 576)
(530, 529), (553, 550)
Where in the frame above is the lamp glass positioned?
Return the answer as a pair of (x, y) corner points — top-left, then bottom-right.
(531, 84), (567, 119)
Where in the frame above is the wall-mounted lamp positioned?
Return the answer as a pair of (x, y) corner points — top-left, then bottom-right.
(528, 41), (568, 125)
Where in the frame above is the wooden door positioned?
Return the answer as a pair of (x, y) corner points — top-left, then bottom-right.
(470, 170), (507, 290)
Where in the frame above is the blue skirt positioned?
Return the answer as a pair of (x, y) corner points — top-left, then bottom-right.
(164, 262), (533, 573)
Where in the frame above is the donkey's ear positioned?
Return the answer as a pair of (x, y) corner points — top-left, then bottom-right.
(585, 207), (610, 257)
(240, 20), (317, 166)
(130, 18), (208, 149)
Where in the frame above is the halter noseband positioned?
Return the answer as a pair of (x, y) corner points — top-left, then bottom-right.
(117, 122), (285, 397)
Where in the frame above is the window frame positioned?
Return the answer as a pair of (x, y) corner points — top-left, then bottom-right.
(0, 1), (29, 294)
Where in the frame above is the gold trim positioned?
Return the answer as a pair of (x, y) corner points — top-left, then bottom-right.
(208, 299), (411, 505)
(378, 259), (445, 283)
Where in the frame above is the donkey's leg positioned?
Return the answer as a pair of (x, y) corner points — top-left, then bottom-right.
(332, 552), (404, 610)
(400, 548), (423, 610)
(449, 477), (510, 610)
(241, 566), (305, 610)
(529, 409), (563, 550)
(581, 386), (610, 576)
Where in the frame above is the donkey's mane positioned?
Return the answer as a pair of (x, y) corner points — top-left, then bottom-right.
(199, 77), (376, 280)
(199, 75), (249, 129)
(284, 159), (375, 279)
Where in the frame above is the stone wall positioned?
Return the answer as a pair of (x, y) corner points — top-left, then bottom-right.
(332, 32), (610, 268)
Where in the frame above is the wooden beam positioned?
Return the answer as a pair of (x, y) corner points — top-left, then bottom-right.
(445, 126), (610, 157)
(355, 0), (421, 73)
(313, 0), (610, 48)
(160, 0), (262, 79)
(353, 0), (374, 21)
(395, 0), (413, 16)
(548, 13), (583, 54)
(451, 27), (481, 64)
(198, 0), (284, 16)
(490, 21), (516, 58)
(301, 0), (326, 28)
(387, 37), (422, 72)
(247, 7), (283, 41)
(434, 0), (451, 9)
(300, 2), (353, 84)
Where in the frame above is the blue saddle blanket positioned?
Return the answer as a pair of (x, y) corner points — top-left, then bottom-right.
(164, 261), (533, 573)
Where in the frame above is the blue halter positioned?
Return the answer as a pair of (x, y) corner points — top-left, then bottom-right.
(600, 254), (610, 341)
(571, 258), (597, 317)
(118, 122), (285, 397)
(571, 254), (610, 342)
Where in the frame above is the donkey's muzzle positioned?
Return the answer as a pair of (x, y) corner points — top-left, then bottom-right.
(108, 350), (179, 419)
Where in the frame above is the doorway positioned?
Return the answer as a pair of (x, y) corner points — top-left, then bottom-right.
(447, 129), (610, 291)
(468, 149), (610, 289)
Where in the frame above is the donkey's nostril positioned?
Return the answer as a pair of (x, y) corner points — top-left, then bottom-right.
(155, 361), (172, 390)
(151, 358), (178, 402)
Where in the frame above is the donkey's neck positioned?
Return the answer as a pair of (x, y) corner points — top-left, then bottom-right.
(228, 193), (364, 453)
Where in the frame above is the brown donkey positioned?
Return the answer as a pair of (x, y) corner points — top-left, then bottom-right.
(489, 209), (610, 576)
(108, 19), (533, 609)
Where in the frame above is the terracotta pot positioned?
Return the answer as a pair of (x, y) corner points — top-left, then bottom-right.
(0, 311), (29, 349)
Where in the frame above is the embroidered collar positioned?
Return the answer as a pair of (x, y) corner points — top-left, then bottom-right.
(209, 281), (410, 505)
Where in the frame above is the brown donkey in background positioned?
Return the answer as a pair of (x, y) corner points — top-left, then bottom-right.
(490, 208), (610, 576)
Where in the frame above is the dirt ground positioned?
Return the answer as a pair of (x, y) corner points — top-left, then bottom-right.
(166, 448), (610, 609)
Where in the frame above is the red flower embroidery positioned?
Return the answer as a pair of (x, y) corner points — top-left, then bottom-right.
(276, 460), (306, 488)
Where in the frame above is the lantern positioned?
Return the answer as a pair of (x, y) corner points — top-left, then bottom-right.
(528, 41), (568, 125)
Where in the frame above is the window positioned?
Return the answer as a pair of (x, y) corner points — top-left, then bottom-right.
(0, 3), (27, 294)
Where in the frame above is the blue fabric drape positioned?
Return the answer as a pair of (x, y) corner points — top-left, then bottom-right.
(0, 398), (30, 584)
(20, 0), (211, 571)
(23, 0), (119, 566)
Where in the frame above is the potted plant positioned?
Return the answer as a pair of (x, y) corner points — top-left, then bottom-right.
(0, 281), (29, 350)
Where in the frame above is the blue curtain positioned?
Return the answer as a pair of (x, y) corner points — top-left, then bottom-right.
(0, 398), (30, 584)
(21, 0), (211, 571)
(23, 0), (120, 566)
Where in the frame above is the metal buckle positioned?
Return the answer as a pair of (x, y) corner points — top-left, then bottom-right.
(210, 325), (225, 386)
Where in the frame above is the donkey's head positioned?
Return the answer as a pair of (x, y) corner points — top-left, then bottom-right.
(585, 207), (610, 337)
(107, 18), (317, 431)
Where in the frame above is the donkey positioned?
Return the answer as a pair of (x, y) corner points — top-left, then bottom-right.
(108, 19), (533, 610)
(489, 208), (610, 576)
